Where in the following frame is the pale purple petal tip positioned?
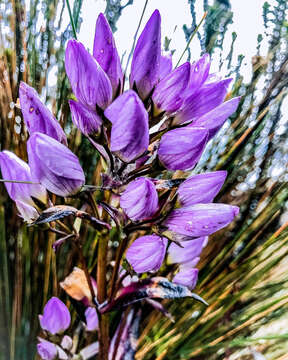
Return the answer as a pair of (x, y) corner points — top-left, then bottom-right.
(173, 268), (199, 290)
(37, 339), (58, 360)
(69, 100), (102, 136)
(85, 307), (99, 331)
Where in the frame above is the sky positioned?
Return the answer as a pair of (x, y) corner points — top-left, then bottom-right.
(75, 0), (269, 81)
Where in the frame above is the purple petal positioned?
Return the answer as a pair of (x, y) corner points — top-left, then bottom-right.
(177, 171), (227, 206)
(27, 133), (85, 197)
(175, 78), (232, 124)
(188, 53), (210, 93)
(120, 177), (158, 221)
(69, 100), (102, 136)
(19, 82), (67, 145)
(130, 10), (161, 99)
(65, 40), (112, 110)
(168, 237), (207, 265)
(158, 127), (208, 170)
(189, 97), (241, 140)
(85, 307), (99, 331)
(173, 268), (198, 290)
(39, 297), (71, 335)
(93, 13), (123, 98)
(152, 62), (190, 113)
(126, 235), (167, 273)
(0, 150), (46, 204)
(15, 200), (38, 223)
(159, 53), (172, 79)
(164, 203), (239, 237)
(37, 339), (58, 360)
(104, 90), (149, 162)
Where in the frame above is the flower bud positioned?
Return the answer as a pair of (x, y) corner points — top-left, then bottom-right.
(130, 10), (161, 99)
(61, 335), (73, 351)
(174, 78), (232, 125)
(39, 297), (71, 335)
(120, 177), (158, 221)
(188, 97), (241, 140)
(164, 203), (239, 238)
(93, 13), (123, 98)
(167, 237), (207, 265)
(152, 62), (190, 113)
(104, 90), (149, 162)
(177, 171), (227, 206)
(69, 100), (102, 136)
(126, 235), (167, 273)
(27, 133), (85, 197)
(37, 339), (58, 360)
(158, 127), (208, 171)
(85, 307), (99, 331)
(19, 82), (67, 145)
(65, 40), (112, 110)
(0, 150), (46, 205)
(173, 268), (198, 290)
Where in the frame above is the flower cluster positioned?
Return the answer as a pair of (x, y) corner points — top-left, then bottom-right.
(0, 9), (240, 359)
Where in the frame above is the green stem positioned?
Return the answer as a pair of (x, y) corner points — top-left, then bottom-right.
(66, 0), (77, 39)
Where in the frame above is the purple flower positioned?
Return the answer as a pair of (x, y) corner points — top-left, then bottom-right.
(164, 203), (239, 238)
(120, 177), (158, 221)
(152, 62), (190, 113)
(167, 237), (207, 265)
(158, 127), (208, 171)
(27, 133), (85, 197)
(0, 150), (46, 205)
(69, 100), (102, 136)
(126, 235), (167, 273)
(65, 40), (112, 110)
(177, 171), (227, 207)
(159, 53), (172, 80)
(19, 82), (67, 145)
(188, 53), (211, 94)
(130, 10), (161, 99)
(173, 268), (198, 290)
(85, 307), (99, 331)
(39, 297), (71, 335)
(93, 13), (123, 98)
(104, 90), (149, 162)
(188, 97), (241, 140)
(37, 339), (58, 360)
(174, 78), (232, 125)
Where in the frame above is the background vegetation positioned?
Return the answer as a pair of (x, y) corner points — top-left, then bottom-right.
(0, 0), (287, 359)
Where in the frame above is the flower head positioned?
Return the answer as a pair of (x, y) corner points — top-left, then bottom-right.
(120, 177), (158, 221)
(39, 297), (71, 335)
(19, 82), (67, 145)
(130, 10), (161, 99)
(27, 133), (85, 197)
(126, 235), (167, 273)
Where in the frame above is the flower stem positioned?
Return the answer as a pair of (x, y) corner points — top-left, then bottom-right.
(66, 0), (77, 39)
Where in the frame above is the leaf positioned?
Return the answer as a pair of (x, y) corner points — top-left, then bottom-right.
(32, 205), (78, 224)
(100, 277), (207, 313)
